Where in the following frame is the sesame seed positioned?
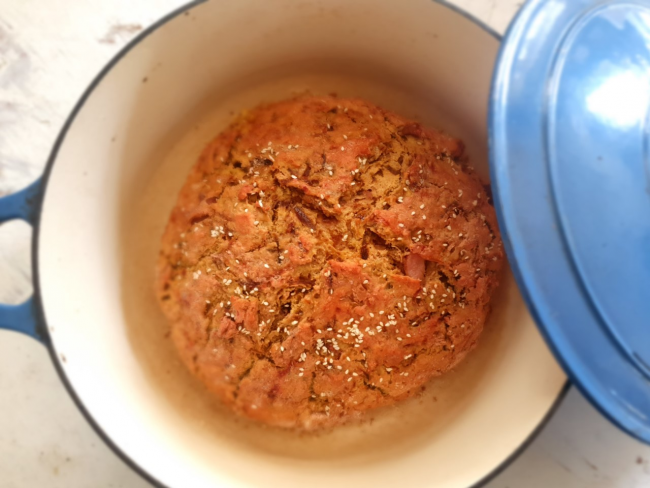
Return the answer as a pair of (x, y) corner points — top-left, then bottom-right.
(341, 146), (345, 151)
(422, 215), (427, 220)
(291, 175), (297, 179)
(280, 346), (284, 352)
(264, 263), (270, 269)
(291, 320), (298, 325)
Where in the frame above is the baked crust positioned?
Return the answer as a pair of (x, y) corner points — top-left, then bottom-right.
(156, 95), (504, 429)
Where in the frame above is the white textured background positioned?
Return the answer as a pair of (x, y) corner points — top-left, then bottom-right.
(0, 1), (649, 487)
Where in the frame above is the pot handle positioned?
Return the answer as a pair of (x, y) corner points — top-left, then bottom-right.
(0, 178), (45, 342)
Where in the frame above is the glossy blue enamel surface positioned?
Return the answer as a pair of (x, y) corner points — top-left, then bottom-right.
(549, 3), (650, 375)
(0, 179), (44, 342)
(491, 0), (650, 444)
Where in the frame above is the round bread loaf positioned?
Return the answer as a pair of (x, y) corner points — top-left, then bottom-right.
(157, 95), (504, 429)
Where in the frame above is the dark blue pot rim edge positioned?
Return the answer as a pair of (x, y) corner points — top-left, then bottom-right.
(21, 0), (571, 487)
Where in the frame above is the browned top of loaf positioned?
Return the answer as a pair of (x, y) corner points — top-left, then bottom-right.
(157, 95), (504, 430)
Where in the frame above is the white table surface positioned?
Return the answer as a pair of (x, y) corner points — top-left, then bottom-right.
(0, 0), (649, 487)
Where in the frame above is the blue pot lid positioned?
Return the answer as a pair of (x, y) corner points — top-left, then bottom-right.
(490, 0), (650, 443)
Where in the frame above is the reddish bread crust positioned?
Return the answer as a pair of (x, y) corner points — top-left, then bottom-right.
(157, 96), (504, 429)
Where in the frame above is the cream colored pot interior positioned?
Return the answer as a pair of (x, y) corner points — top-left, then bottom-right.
(37, 1), (566, 487)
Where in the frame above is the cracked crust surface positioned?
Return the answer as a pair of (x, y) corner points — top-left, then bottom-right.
(156, 95), (504, 430)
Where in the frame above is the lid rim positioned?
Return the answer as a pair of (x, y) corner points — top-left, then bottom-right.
(489, 0), (650, 445)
